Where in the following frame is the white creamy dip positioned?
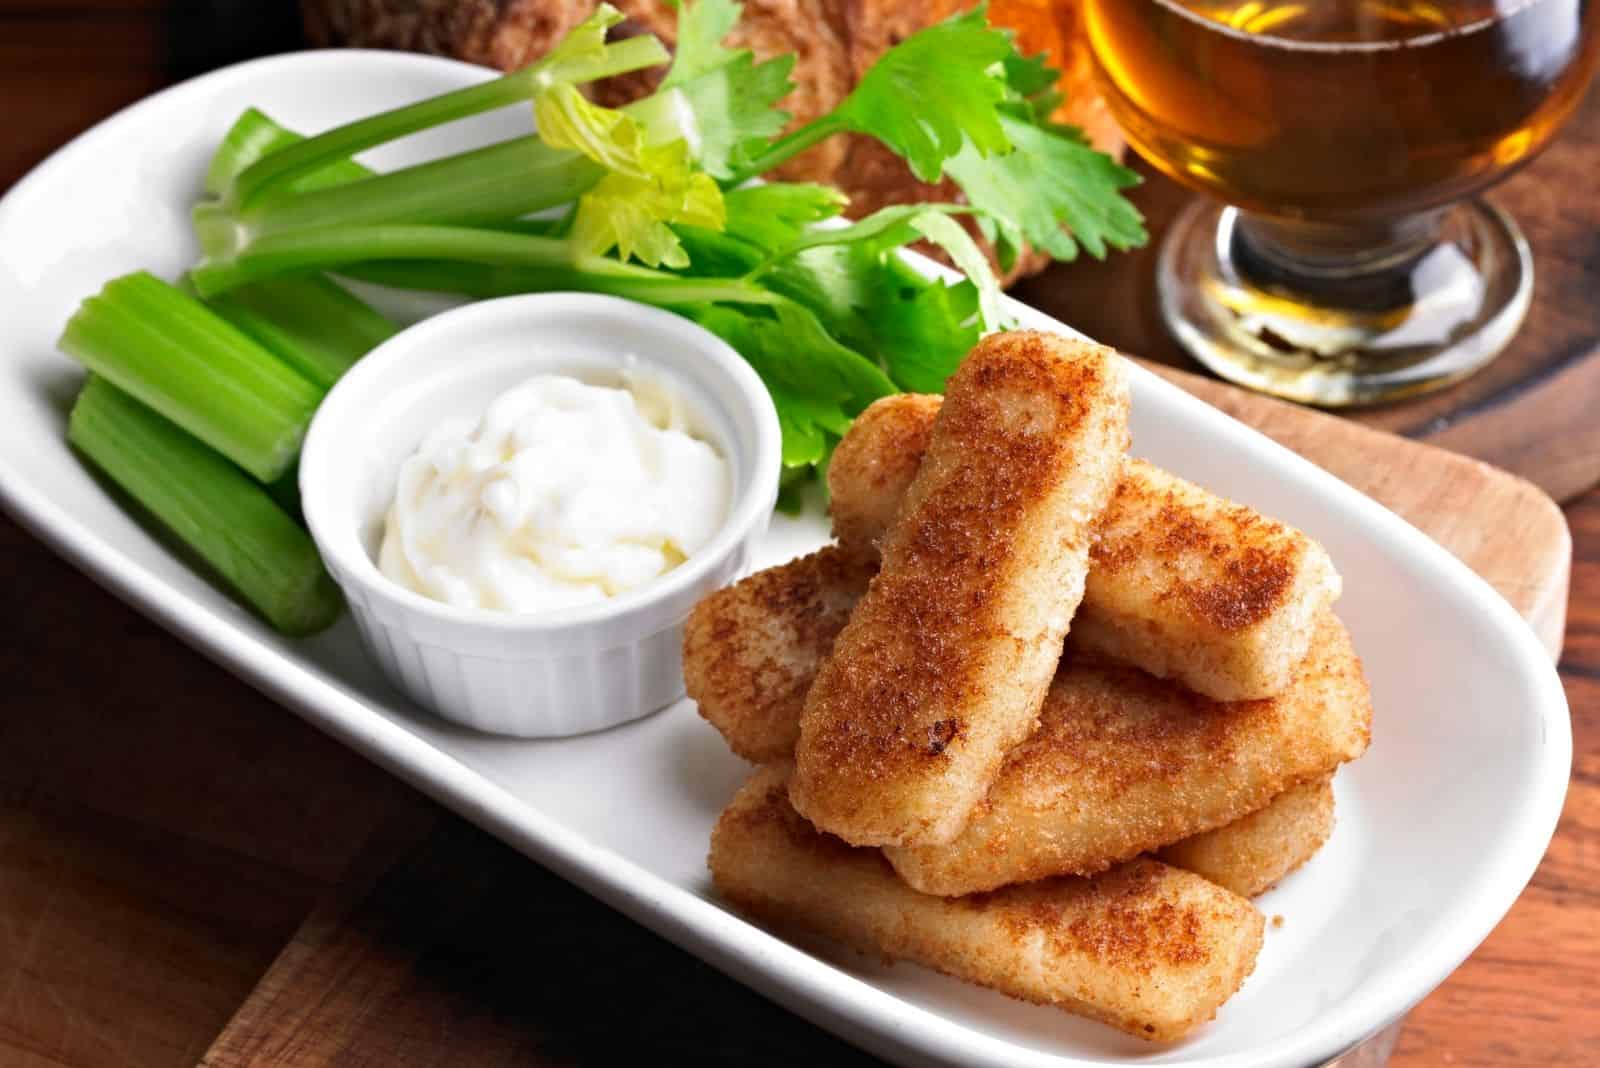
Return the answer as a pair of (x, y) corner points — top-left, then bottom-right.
(379, 371), (729, 613)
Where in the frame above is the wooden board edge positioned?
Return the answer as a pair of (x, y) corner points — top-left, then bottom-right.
(1142, 361), (1572, 658)
(1416, 344), (1600, 506)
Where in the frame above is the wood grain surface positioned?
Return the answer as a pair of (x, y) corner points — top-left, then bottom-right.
(0, 5), (1593, 1068)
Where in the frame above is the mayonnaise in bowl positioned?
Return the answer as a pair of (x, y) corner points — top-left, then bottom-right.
(379, 369), (730, 614)
(300, 292), (780, 735)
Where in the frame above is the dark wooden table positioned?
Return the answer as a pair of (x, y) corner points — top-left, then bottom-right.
(1, 5), (1596, 1066)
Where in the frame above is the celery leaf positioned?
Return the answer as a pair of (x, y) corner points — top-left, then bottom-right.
(533, 3), (630, 85)
(571, 140), (725, 267)
(535, 83), (650, 177)
(907, 211), (1010, 332)
(537, 81), (727, 267)
(945, 113), (1146, 264)
(866, 265), (983, 392)
(689, 300), (894, 467)
(757, 239), (981, 395)
(661, 0), (745, 89)
(721, 183), (847, 251)
(829, 6), (1015, 182)
(670, 53), (796, 178)
(651, 0), (795, 178)
(1001, 50), (1066, 126)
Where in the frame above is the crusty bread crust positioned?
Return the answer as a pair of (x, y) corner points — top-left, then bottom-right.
(883, 612), (1371, 895)
(791, 333), (1130, 847)
(710, 765), (1264, 1043)
(830, 394), (1342, 700)
(1160, 776), (1336, 898)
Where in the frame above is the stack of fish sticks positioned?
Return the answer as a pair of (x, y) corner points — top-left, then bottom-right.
(687, 331), (1372, 1042)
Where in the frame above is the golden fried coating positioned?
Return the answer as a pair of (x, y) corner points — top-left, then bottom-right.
(1160, 776), (1336, 898)
(826, 392), (941, 561)
(685, 554), (1355, 894)
(882, 612), (1370, 895)
(710, 766), (1264, 1043)
(684, 546), (874, 763)
(829, 394), (1342, 700)
(1076, 460), (1341, 701)
(685, 549), (864, 761)
(792, 333), (1131, 847)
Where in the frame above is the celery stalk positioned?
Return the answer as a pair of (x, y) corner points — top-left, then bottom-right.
(227, 33), (667, 211)
(267, 470), (304, 524)
(189, 224), (580, 296)
(338, 259), (787, 308)
(59, 272), (322, 483)
(242, 137), (600, 233)
(205, 108), (373, 197)
(69, 376), (342, 636)
(205, 275), (396, 390)
(200, 137), (605, 262)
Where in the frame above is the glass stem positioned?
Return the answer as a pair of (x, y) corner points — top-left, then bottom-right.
(1229, 209), (1448, 312)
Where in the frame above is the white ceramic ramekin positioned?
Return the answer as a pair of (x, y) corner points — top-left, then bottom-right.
(300, 293), (781, 737)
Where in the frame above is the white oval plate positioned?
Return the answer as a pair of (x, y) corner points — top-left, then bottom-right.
(0, 51), (1569, 1068)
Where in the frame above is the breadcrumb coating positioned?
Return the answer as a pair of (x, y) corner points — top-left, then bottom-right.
(791, 333), (1130, 847)
(710, 765), (1264, 1042)
(830, 395), (1342, 700)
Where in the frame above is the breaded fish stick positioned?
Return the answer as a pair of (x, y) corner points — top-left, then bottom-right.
(884, 612), (1370, 895)
(686, 557), (1346, 887)
(684, 546), (873, 763)
(829, 395), (1341, 701)
(1160, 776), (1336, 898)
(792, 333), (1131, 847)
(827, 392), (942, 558)
(710, 766), (1265, 1043)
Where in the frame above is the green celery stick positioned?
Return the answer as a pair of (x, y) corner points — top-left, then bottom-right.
(206, 274), (396, 391)
(68, 376), (342, 636)
(59, 271), (323, 483)
(335, 258), (784, 308)
(205, 108), (374, 198)
(231, 136), (604, 238)
(267, 470), (304, 524)
(227, 25), (666, 209)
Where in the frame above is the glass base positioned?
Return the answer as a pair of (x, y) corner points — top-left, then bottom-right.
(1157, 199), (1533, 407)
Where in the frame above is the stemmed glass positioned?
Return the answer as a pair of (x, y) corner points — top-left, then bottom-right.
(1080, 0), (1600, 405)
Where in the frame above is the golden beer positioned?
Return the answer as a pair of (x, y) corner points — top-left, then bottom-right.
(1079, 0), (1600, 221)
(1074, 0), (1600, 405)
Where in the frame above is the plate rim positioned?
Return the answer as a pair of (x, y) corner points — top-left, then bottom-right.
(0, 49), (1572, 1068)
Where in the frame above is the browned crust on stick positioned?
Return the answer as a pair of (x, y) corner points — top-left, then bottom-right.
(684, 546), (874, 762)
(883, 612), (1371, 895)
(1159, 776), (1337, 898)
(829, 394), (1342, 700)
(791, 332), (1130, 847)
(826, 392), (942, 562)
(685, 555), (1351, 895)
(710, 766), (1264, 1042)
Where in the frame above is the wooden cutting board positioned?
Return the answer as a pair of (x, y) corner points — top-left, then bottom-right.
(201, 362), (1570, 1068)
(1014, 83), (1600, 505)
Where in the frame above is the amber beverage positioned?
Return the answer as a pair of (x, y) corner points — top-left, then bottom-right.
(1072, 0), (1600, 405)
(1081, 0), (1599, 220)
